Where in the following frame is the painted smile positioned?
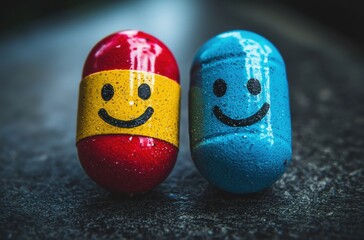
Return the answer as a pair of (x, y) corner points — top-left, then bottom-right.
(213, 103), (270, 127)
(98, 107), (154, 128)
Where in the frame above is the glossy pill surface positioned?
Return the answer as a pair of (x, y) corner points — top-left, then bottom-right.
(77, 30), (180, 193)
(189, 30), (292, 194)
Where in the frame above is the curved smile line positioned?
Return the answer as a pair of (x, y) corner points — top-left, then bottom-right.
(213, 102), (270, 127)
(98, 107), (154, 128)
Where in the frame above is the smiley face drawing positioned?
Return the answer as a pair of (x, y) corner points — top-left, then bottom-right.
(98, 82), (154, 128)
(189, 30), (289, 143)
(212, 78), (270, 127)
(189, 30), (292, 194)
(76, 70), (180, 147)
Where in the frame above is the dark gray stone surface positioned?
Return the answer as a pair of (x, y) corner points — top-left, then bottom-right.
(1, 0), (363, 239)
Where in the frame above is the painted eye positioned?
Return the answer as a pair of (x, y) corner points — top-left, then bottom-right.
(101, 84), (114, 101)
(247, 78), (261, 95)
(213, 79), (227, 97)
(138, 83), (151, 100)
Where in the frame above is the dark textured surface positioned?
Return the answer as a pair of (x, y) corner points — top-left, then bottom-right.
(1, 0), (363, 239)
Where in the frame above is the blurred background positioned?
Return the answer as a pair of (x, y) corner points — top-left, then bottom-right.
(2, 0), (363, 48)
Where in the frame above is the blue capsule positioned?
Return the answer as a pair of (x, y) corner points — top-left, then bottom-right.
(189, 30), (292, 194)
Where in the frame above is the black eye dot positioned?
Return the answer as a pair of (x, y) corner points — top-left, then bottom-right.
(213, 79), (227, 97)
(101, 84), (114, 101)
(247, 78), (261, 95)
(138, 83), (151, 100)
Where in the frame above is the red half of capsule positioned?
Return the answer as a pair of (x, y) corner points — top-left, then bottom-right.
(77, 135), (177, 193)
(82, 30), (179, 82)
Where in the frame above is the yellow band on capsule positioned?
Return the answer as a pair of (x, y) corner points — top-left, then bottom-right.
(76, 70), (180, 147)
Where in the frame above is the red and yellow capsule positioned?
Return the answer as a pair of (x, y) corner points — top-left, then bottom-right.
(76, 30), (180, 193)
